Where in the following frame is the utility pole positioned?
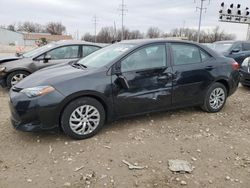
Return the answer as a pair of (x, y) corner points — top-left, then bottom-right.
(92, 15), (98, 43)
(196, 0), (209, 43)
(118, 0), (127, 40)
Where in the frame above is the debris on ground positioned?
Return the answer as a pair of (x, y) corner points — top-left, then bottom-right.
(122, 160), (146, 170)
(168, 159), (193, 173)
(49, 145), (53, 154)
(74, 165), (84, 172)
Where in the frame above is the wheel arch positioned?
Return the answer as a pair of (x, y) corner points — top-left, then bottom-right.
(215, 79), (230, 95)
(57, 91), (112, 128)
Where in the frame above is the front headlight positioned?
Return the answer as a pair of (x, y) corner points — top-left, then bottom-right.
(0, 67), (6, 72)
(242, 57), (250, 67)
(20, 86), (55, 98)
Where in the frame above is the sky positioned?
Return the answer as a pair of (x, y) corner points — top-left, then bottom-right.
(0, 0), (249, 40)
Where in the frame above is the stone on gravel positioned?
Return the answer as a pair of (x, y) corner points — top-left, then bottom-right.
(180, 180), (187, 185)
(168, 160), (193, 173)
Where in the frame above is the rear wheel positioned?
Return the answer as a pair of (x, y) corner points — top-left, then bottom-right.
(6, 70), (30, 88)
(201, 82), (227, 113)
(241, 83), (250, 88)
(61, 97), (105, 139)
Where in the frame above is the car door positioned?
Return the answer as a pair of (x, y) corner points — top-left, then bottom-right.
(111, 43), (173, 116)
(229, 43), (246, 64)
(242, 42), (250, 60)
(81, 45), (101, 58)
(170, 43), (214, 106)
(32, 45), (80, 70)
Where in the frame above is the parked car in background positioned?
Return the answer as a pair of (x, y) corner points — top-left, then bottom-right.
(9, 39), (240, 139)
(212, 41), (250, 65)
(240, 57), (250, 87)
(0, 40), (106, 88)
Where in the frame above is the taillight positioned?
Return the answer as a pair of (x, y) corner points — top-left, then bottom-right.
(230, 60), (240, 70)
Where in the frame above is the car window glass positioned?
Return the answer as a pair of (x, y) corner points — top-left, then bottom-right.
(172, 44), (201, 65)
(47, 46), (79, 60)
(242, 43), (250, 51)
(121, 44), (166, 72)
(82, 46), (100, 57)
(200, 50), (211, 62)
(233, 43), (242, 51)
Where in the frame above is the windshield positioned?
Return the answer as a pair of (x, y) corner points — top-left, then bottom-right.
(77, 43), (136, 68)
(22, 43), (56, 58)
(213, 42), (233, 53)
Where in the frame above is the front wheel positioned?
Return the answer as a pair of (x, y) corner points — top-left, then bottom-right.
(201, 83), (227, 113)
(6, 70), (30, 88)
(61, 97), (105, 139)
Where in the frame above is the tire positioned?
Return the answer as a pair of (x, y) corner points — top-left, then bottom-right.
(61, 97), (105, 140)
(201, 82), (227, 113)
(241, 83), (250, 88)
(6, 70), (30, 88)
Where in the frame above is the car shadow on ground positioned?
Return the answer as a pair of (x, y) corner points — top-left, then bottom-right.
(13, 106), (202, 143)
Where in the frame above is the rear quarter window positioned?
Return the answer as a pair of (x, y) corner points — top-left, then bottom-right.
(243, 43), (250, 51)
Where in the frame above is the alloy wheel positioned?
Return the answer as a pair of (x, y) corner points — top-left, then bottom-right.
(11, 73), (27, 86)
(69, 105), (100, 135)
(209, 88), (225, 110)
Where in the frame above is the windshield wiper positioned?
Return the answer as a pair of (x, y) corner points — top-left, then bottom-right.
(71, 61), (87, 69)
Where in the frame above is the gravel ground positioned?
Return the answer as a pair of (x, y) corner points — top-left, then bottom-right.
(0, 86), (250, 188)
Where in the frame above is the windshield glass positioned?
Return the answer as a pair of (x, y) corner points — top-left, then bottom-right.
(77, 43), (136, 68)
(22, 43), (56, 58)
(213, 42), (233, 53)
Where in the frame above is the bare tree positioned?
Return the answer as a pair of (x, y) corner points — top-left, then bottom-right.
(82, 33), (95, 42)
(7, 24), (16, 31)
(45, 22), (66, 35)
(17, 21), (44, 33)
(146, 27), (161, 38)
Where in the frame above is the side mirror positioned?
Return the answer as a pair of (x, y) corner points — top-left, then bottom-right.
(231, 48), (240, 54)
(115, 75), (130, 90)
(15, 52), (23, 57)
(44, 54), (52, 63)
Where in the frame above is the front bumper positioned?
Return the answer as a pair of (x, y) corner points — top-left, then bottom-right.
(240, 69), (250, 86)
(0, 74), (6, 87)
(9, 88), (65, 132)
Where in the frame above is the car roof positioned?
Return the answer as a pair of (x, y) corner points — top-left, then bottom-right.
(119, 38), (200, 46)
(119, 38), (222, 58)
(53, 40), (108, 47)
(214, 40), (250, 44)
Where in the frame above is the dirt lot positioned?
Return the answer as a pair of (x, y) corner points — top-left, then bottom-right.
(0, 86), (250, 188)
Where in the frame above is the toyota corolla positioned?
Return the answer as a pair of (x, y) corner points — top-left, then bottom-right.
(9, 39), (240, 139)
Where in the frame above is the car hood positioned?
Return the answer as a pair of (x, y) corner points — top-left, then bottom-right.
(1, 57), (32, 70)
(0, 56), (22, 64)
(15, 63), (96, 89)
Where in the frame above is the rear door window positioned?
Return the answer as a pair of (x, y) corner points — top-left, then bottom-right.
(242, 43), (250, 51)
(171, 43), (202, 65)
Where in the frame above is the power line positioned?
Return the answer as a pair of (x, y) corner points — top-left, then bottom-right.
(92, 15), (98, 43)
(118, 0), (128, 40)
(196, 0), (210, 42)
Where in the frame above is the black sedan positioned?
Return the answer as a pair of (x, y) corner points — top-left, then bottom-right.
(0, 40), (105, 88)
(240, 57), (250, 87)
(9, 39), (240, 139)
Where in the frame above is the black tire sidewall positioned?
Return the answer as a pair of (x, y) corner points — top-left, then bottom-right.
(203, 83), (227, 113)
(6, 70), (30, 88)
(61, 97), (105, 140)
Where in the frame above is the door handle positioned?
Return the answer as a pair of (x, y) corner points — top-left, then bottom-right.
(205, 66), (214, 70)
(157, 75), (168, 80)
(157, 73), (172, 80)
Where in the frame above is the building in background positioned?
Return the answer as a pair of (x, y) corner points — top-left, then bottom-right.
(0, 28), (24, 45)
(0, 28), (72, 46)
